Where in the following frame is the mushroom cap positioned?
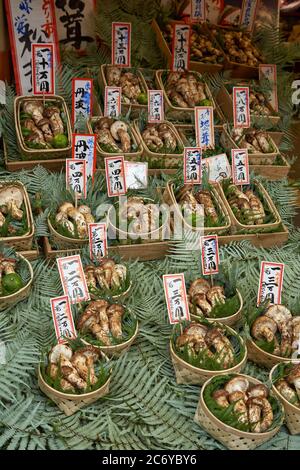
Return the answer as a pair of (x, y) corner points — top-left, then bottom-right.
(37, 118), (51, 127)
(265, 304), (292, 324)
(176, 185), (194, 202)
(213, 389), (228, 401)
(110, 121), (128, 141)
(228, 390), (246, 403)
(184, 323), (208, 338)
(43, 106), (60, 118)
(73, 345), (101, 362)
(78, 205), (92, 215)
(188, 278), (210, 297)
(224, 377), (249, 394)
(0, 187), (23, 209)
(58, 202), (74, 214)
(287, 365), (300, 386)
(84, 265), (96, 274)
(77, 303), (102, 330)
(49, 344), (73, 364)
(248, 384), (269, 398)
(251, 315), (278, 339)
(107, 304), (125, 316)
(95, 117), (113, 130)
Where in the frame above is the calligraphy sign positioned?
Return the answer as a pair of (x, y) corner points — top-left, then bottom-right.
(66, 159), (87, 199)
(72, 134), (96, 180)
(184, 147), (202, 184)
(163, 273), (190, 324)
(171, 23), (190, 72)
(125, 161), (148, 189)
(72, 78), (93, 125)
(231, 149), (250, 185)
(50, 295), (77, 344)
(148, 90), (164, 123)
(5, 0), (60, 95)
(233, 87), (250, 129)
(201, 235), (219, 275)
(88, 223), (108, 260)
(32, 43), (55, 94)
(195, 106), (215, 149)
(259, 64), (278, 113)
(105, 156), (127, 197)
(240, 0), (259, 32)
(112, 22), (131, 68)
(57, 255), (90, 304)
(257, 261), (284, 306)
(104, 86), (121, 118)
(190, 0), (206, 23)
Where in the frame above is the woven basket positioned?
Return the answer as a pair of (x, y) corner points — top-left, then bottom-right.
(48, 216), (89, 250)
(194, 374), (284, 450)
(14, 95), (72, 160)
(190, 289), (243, 328)
(0, 254), (33, 311)
(0, 181), (35, 251)
(164, 181), (231, 235)
(247, 338), (296, 369)
(270, 363), (300, 435)
(170, 324), (247, 385)
(90, 280), (133, 302)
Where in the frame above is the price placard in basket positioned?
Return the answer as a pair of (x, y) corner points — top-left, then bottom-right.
(112, 22), (131, 67)
(257, 261), (284, 306)
(57, 255), (90, 304)
(163, 273), (190, 324)
(88, 223), (108, 260)
(104, 86), (121, 118)
(32, 43), (55, 95)
(105, 156), (127, 197)
(231, 149), (250, 185)
(195, 106), (215, 149)
(148, 90), (164, 123)
(171, 23), (191, 72)
(72, 78), (93, 125)
(204, 153), (231, 183)
(125, 161), (148, 189)
(259, 64), (278, 112)
(233, 87), (250, 129)
(66, 159), (87, 199)
(201, 235), (219, 275)
(239, 0), (259, 32)
(190, 0), (206, 23)
(184, 148), (202, 184)
(72, 134), (96, 180)
(50, 295), (77, 344)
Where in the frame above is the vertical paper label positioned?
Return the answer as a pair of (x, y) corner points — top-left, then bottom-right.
(88, 223), (108, 260)
(112, 22), (131, 67)
(201, 235), (219, 275)
(72, 78), (93, 125)
(148, 90), (164, 123)
(66, 159), (87, 199)
(231, 149), (250, 185)
(233, 87), (250, 128)
(183, 148), (202, 184)
(105, 156), (127, 197)
(125, 161), (148, 189)
(72, 134), (96, 180)
(171, 23), (191, 72)
(50, 295), (77, 344)
(190, 0), (206, 22)
(163, 274), (190, 324)
(57, 255), (90, 304)
(257, 262), (284, 306)
(259, 64), (278, 112)
(195, 106), (215, 149)
(239, 0), (259, 32)
(104, 86), (121, 118)
(32, 43), (55, 95)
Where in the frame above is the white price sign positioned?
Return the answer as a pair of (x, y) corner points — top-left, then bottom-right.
(190, 0), (206, 23)
(112, 22), (131, 67)
(57, 255), (90, 304)
(72, 134), (96, 180)
(231, 149), (250, 185)
(259, 64), (278, 113)
(50, 295), (77, 344)
(257, 261), (284, 306)
(72, 78), (93, 125)
(32, 43), (55, 95)
(105, 156), (127, 197)
(104, 86), (121, 118)
(195, 106), (215, 149)
(184, 148), (202, 184)
(233, 87), (250, 129)
(66, 159), (87, 199)
(201, 235), (219, 275)
(88, 223), (108, 261)
(163, 274), (190, 324)
(171, 23), (191, 72)
(148, 90), (164, 123)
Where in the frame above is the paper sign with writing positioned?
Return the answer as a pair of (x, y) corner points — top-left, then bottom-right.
(204, 153), (231, 183)
(57, 255), (90, 304)
(104, 86), (121, 118)
(201, 235), (219, 275)
(125, 161), (148, 189)
(88, 223), (108, 260)
(172, 23), (190, 72)
(239, 0), (259, 32)
(231, 149), (250, 185)
(66, 159), (87, 199)
(72, 134), (96, 180)
(105, 156), (127, 197)
(5, 0), (60, 95)
(190, 0), (206, 22)
(195, 106), (215, 149)
(72, 78), (93, 125)
(163, 273), (190, 324)
(148, 90), (164, 123)
(32, 43), (55, 94)
(50, 295), (77, 344)
(112, 22), (131, 67)
(233, 87), (250, 128)
(257, 262), (284, 306)
(259, 64), (278, 112)
(184, 147), (202, 184)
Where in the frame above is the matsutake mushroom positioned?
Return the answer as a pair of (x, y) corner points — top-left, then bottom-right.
(0, 186), (24, 226)
(54, 202), (95, 239)
(188, 278), (227, 319)
(120, 197), (159, 234)
(84, 259), (127, 293)
(94, 118), (132, 153)
(142, 123), (177, 153)
(176, 185), (218, 224)
(106, 67), (143, 104)
(226, 184), (266, 225)
(43, 106), (64, 135)
(232, 129), (274, 154)
(165, 72), (211, 108)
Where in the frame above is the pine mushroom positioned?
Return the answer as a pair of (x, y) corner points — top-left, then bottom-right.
(43, 106), (64, 135)
(0, 187), (24, 221)
(287, 365), (300, 400)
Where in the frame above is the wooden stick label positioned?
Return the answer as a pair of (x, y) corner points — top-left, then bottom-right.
(66, 159), (87, 199)
(163, 274), (190, 324)
(233, 87), (250, 128)
(195, 106), (215, 149)
(171, 23), (191, 72)
(57, 255), (90, 304)
(201, 235), (219, 275)
(72, 78), (93, 125)
(88, 223), (108, 260)
(259, 64), (278, 112)
(148, 90), (164, 123)
(231, 149), (250, 185)
(32, 43), (55, 95)
(104, 86), (121, 118)
(184, 148), (202, 184)
(72, 134), (96, 180)
(105, 156), (127, 197)
(50, 295), (77, 344)
(112, 22), (131, 67)
(257, 261), (284, 305)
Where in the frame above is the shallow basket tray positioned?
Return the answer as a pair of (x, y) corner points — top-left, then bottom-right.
(170, 324), (247, 385)
(14, 95), (72, 160)
(48, 216), (89, 250)
(247, 338), (297, 369)
(0, 181), (35, 251)
(90, 280), (133, 302)
(270, 363), (300, 435)
(194, 373), (283, 450)
(0, 253), (33, 311)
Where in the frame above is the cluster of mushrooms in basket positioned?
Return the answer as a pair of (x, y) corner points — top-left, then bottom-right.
(241, 88), (274, 116)
(232, 128), (275, 154)
(0, 254), (24, 296)
(94, 118), (133, 153)
(176, 185), (218, 222)
(226, 184), (266, 225)
(106, 66), (146, 104)
(211, 29), (263, 67)
(54, 202), (95, 239)
(164, 72), (212, 108)
(275, 364), (300, 408)
(120, 197), (160, 234)
(188, 278), (225, 318)
(0, 186), (25, 234)
(142, 123), (179, 153)
(84, 259), (127, 294)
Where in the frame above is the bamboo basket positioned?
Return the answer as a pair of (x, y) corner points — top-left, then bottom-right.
(217, 179), (282, 234)
(190, 289), (243, 327)
(270, 363), (300, 435)
(98, 65), (149, 118)
(90, 280), (133, 302)
(163, 181), (231, 235)
(170, 324), (247, 385)
(38, 356), (111, 416)
(0, 181), (35, 251)
(194, 374), (284, 450)
(247, 337), (297, 369)
(0, 254), (33, 311)
(48, 216), (89, 250)
(14, 95), (72, 160)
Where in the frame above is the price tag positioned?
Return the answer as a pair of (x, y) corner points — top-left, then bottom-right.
(259, 64), (278, 113)
(104, 86), (121, 118)
(231, 149), (250, 185)
(72, 134), (96, 180)
(148, 90), (164, 123)
(204, 153), (231, 183)
(32, 43), (55, 95)
(66, 159), (87, 199)
(184, 147), (202, 184)
(201, 235), (219, 275)
(257, 261), (284, 306)
(111, 22), (131, 67)
(57, 255), (90, 304)
(195, 106), (215, 149)
(233, 87), (250, 129)
(125, 161), (148, 189)
(239, 0), (259, 32)
(190, 0), (206, 23)
(105, 156), (127, 197)
(50, 295), (77, 344)
(88, 223), (108, 260)
(72, 78), (93, 125)
(163, 274), (190, 324)
(171, 23), (191, 72)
